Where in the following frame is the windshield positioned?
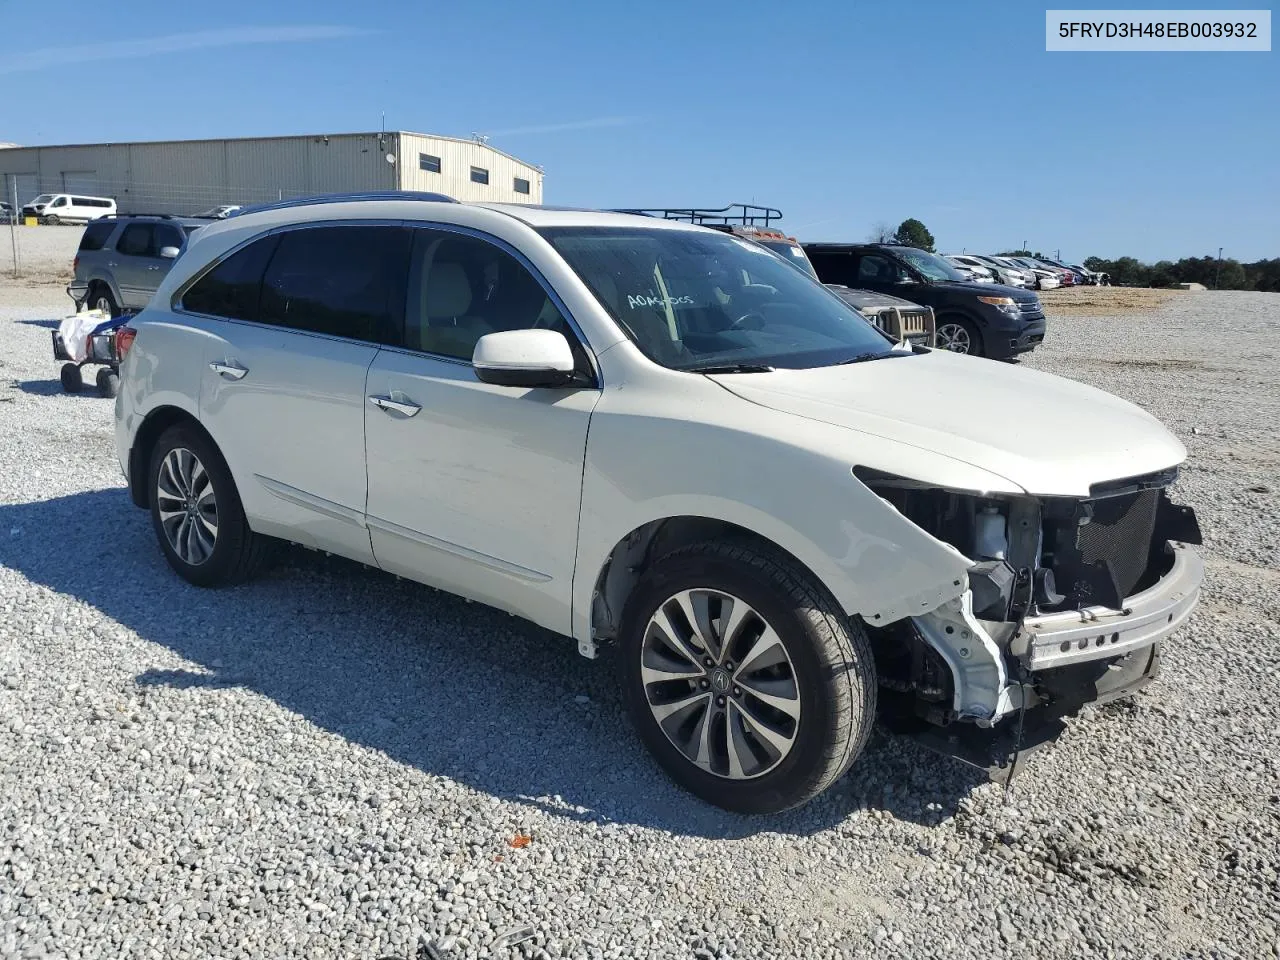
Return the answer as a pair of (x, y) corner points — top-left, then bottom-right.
(894, 247), (969, 282)
(756, 239), (819, 279)
(541, 227), (896, 371)
(30, 194), (53, 204)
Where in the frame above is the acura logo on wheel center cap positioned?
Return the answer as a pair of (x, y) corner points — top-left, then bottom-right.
(710, 669), (730, 693)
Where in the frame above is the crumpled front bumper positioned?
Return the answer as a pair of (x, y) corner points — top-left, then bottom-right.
(1014, 541), (1202, 671)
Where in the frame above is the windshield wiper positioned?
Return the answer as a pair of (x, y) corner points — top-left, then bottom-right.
(686, 362), (775, 374)
(837, 351), (903, 365)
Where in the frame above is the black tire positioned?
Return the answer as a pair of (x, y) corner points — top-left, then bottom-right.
(88, 284), (120, 318)
(148, 424), (269, 586)
(42, 215), (61, 226)
(935, 316), (983, 357)
(618, 540), (877, 814)
(96, 368), (119, 398)
(60, 363), (83, 393)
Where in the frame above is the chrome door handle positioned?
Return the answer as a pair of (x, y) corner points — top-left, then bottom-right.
(107, 261), (118, 267)
(368, 394), (421, 417)
(209, 361), (249, 380)
(147, 265), (162, 271)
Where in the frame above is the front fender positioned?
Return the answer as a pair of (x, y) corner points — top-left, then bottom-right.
(571, 392), (975, 646)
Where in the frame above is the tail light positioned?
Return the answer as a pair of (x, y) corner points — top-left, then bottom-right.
(114, 325), (137, 360)
(73, 255), (79, 271)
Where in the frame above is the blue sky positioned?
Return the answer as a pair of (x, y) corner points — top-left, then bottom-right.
(3, 0), (1275, 262)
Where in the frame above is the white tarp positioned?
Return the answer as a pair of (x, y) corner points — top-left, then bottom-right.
(57, 310), (112, 363)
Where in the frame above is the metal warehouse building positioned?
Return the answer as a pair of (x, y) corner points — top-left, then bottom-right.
(0, 131), (544, 213)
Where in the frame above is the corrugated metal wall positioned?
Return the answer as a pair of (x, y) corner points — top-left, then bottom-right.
(397, 133), (543, 204)
(0, 133), (539, 213)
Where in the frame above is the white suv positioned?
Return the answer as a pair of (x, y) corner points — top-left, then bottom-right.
(113, 193), (1203, 812)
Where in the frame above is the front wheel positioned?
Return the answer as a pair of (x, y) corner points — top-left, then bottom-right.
(619, 541), (877, 813)
(935, 317), (982, 356)
(42, 215), (61, 226)
(96, 368), (119, 398)
(60, 363), (83, 393)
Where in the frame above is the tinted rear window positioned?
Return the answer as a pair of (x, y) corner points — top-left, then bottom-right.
(259, 226), (410, 343)
(181, 234), (281, 321)
(78, 221), (115, 252)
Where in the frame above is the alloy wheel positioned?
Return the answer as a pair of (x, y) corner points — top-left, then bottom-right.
(156, 447), (218, 565)
(936, 322), (972, 353)
(640, 588), (801, 779)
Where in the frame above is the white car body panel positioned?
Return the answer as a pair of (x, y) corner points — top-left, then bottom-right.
(709, 350), (1185, 498)
(199, 320), (380, 564)
(363, 347), (599, 636)
(116, 198), (1190, 670)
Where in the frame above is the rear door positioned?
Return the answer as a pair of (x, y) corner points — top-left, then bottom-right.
(181, 223), (411, 565)
(112, 223), (157, 308)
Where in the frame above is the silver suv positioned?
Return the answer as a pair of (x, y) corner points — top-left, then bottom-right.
(69, 215), (206, 315)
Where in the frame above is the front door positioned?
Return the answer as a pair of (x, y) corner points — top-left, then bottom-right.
(363, 226), (599, 635)
(853, 252), (917, 296)
(181, 223), (412, 565)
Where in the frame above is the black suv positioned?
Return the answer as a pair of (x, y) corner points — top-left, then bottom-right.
(803, 242), (1046, 359)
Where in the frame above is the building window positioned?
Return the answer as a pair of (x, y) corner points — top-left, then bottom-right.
(470, 166), (489, 185)
(513, 177), (530, 195)
(419, 153), (441, 173)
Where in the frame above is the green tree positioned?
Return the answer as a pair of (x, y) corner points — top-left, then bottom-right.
(894, 218), (935, 252)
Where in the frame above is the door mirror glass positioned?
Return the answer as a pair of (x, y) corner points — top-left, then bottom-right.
(472, 329), (576, 388)
(158, 246), (181, 259)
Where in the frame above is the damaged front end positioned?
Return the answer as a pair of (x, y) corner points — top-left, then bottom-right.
(854, 466), (1203, 778)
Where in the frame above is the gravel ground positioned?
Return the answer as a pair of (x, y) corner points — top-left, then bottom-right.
(1, 284), (1278, 960)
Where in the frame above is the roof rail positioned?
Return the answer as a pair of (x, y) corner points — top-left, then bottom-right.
(231, 191), (457, 217)
(613, 203), (784, 228)
(100, 212), (181, 220)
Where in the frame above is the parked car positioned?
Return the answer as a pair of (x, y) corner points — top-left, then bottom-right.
(1005, 257), (1062, 290)
(804, 242), (1046, 358)
(113, 192), (1201, 813)
(823, 285), (936, 346)
(0, 201), (13, 224)
(944, 256), (995, 283)
(1039, 257), (1097, 286)
(67, 214), (207, 315)
(962, 254), (1033, 288)
(21, 193), (116, 224)
(1072, 264), (1109, 285)
(194, 205), (242, 219)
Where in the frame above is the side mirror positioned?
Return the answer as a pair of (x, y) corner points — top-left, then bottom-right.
(158, 246), (180, 259)
(472, 329), (578, 388)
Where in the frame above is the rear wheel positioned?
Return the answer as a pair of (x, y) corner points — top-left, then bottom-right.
(148, 424), (269, 586)
(89, 285), (120, 317)
(619, 540), (876, 813)
(936, 317), (982, 356)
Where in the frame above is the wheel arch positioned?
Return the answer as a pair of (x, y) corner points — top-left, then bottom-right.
(584, 516), (842, 655)
(86, 275), (123, 307)
(128, 405), (219, 508)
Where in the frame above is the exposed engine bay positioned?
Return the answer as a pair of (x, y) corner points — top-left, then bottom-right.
(854, 466), (1203, 777)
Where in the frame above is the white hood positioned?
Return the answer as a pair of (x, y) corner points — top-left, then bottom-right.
(710, 351), (1186, 497)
